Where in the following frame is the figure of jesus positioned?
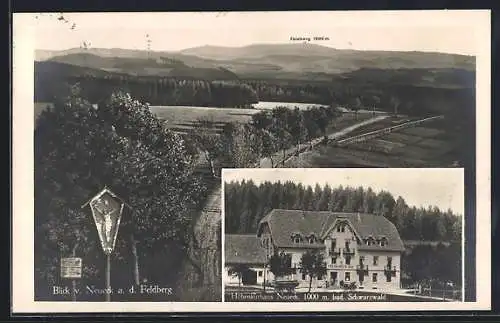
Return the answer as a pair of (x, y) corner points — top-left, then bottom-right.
(92, 197), (116, 252)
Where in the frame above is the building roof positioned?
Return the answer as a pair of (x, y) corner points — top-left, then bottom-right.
(257, 209), (405, 252)
(225, 234), (267, 265)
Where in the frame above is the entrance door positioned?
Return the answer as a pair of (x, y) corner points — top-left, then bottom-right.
(242, 269), (257, 285)
(330, 272), (338, 285)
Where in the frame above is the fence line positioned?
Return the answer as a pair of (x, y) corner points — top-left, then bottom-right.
(334, 115), (444, 147)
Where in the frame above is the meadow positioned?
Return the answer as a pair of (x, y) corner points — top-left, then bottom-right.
(284, 117), (463, 168)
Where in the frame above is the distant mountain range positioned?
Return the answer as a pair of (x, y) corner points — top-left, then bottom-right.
(35, 43), (475, 80)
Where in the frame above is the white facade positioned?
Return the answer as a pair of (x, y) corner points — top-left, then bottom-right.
(258, 217), (402, 291)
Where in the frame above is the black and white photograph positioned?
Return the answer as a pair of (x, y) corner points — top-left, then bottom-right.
(223, 168), (464, 303)
(12, 10), (490, 312)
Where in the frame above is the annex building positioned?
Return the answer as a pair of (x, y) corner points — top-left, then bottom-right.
(225, 209), (405, 291)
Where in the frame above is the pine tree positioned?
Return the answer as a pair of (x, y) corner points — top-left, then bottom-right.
(317, 184), (332, 211)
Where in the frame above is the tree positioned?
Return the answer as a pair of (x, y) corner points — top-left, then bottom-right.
(257, 129), (279, 168)
(191, 117), (223, 178)
(268, 251), (294, 280)
(392, 196), (408, 232)
(299, 250), (327, 292)
(35, 90), (206, 300)
(270, 107), (293, 166)
(227, 263), (250, 288)
(390, 96), (401, 117)
(350, 97), (363, 120)
(221, 123), (259, 168)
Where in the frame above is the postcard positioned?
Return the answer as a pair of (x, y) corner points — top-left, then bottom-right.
(12, 10), (490, 313)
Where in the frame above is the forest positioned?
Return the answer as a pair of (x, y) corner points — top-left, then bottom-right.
(35, 61), (474, 119)
(224, 180), (463, 288)
(224, 180), (462, 242)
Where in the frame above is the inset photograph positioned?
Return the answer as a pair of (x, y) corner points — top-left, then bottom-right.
(223, 168), (464, 302)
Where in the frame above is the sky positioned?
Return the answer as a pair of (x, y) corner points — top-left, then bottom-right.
(223, 168), (464, 215)
(16, 10), (488, 55)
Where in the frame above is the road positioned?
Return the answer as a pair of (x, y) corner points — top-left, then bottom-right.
(258, 114), (389, 168)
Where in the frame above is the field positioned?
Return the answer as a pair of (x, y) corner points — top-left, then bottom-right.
(149, 104), (375, 137)
(252, 101), (328, 110)
(150, 106), (260, 134)
(284, 116), (465, 168)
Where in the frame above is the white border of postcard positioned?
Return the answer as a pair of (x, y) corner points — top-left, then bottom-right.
(12, 10), (491, 312)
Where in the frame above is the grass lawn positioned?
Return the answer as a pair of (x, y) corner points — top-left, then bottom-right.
(284, 115), (465, 168)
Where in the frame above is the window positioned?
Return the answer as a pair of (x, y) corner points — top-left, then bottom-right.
(345, 256), (351, 265)
(302, 273), (306, 280)
(331, 239), (336, 250)
(359, 256), (365, 266)
(258, 271), (263, 277)
(341, 225), (345, 233)
(373, 256), (379, 266)
(345, 272), (351, 282)
(372, 273), (378, 282)
(308, 236), (315, 244)
(345, 241), (350, 249)
(294, 235), (301, 243)
(318, 274), (323, 280)
(332, 257), (337, 264)
(387, 256), (392, 267)
(337, 226), (341, 232)
(380, 238), (387, 247)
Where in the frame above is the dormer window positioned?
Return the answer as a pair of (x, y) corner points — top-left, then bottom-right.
(380, 237), (388, 247)
(336, 222), (347, 233)
(308, 236), (315, 244)
(292, 233), (302, 244)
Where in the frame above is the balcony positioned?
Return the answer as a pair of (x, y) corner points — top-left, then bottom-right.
(356, 264), (369, 276)
(384, 265), (397, 277)
(329, 248), (341, 257)
(342, 248), (355, 256)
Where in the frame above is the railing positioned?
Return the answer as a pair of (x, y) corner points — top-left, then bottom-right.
(342, 248), (355, 256)
(384, 265), (397, 277)
(356, 264), (369, 275)
(329, 248), (341, 256)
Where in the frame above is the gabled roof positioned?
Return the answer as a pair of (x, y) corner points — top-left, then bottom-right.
(225, 234), (267, 265)
(257, 209), (405, 252)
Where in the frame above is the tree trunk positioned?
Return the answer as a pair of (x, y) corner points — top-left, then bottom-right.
(309, 275), (313, 293)
(71, 241), (80, 302)
(130, 235), (140, 286)
(282, 149), (286, 166)
(269, 156), (274, 168)
(208, 158), (216, 178)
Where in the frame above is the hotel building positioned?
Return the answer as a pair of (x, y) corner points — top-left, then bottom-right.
(225, 209), (405, 291)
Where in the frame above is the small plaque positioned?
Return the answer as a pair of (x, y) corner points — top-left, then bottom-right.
(61, 257), (82, 279)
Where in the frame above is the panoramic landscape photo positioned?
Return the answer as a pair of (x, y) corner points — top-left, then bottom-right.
(30, 11), (476, 303)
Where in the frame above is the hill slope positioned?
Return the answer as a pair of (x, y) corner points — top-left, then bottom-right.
(45, 53), (240, 80)
(36, 44), (475, 80)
